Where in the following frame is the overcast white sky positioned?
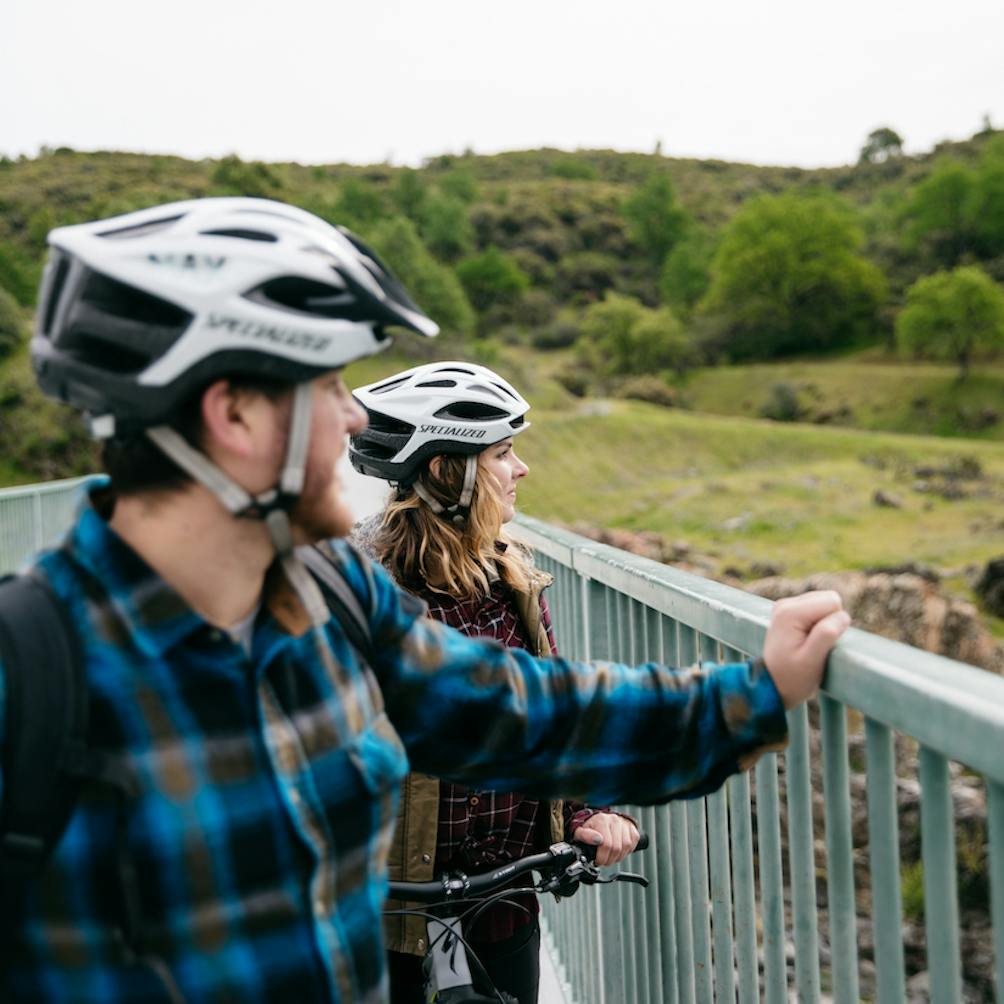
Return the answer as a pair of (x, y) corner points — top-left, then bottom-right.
(4, 0), (1002, 169)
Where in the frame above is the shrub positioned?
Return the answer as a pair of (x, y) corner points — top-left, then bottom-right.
(895, 265), (1004, 379)
(759, 383), (803, 422)
(0, 286), (26, 359)
(613, 375), (677, 407)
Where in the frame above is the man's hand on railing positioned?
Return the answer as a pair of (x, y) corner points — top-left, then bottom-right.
(762, 590), (850, 709)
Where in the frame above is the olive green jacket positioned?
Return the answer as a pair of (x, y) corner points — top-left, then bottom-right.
(383, 565), (567, 956)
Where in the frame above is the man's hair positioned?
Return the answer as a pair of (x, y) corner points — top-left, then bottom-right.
(375, 453), (531, 600)
(101, 376), (293, 497)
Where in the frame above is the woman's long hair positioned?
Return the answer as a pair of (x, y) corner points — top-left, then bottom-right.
(375, 453), (531, 600)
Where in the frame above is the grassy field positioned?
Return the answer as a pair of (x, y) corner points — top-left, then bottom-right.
(673, 355), (1004, 441)
(346, 350), (1004, 585)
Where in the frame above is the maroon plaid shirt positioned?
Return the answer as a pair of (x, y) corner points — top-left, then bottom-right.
(418, 578), (594, 942)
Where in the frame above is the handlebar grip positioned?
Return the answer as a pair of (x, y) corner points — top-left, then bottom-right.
(635, 831), (650, 852)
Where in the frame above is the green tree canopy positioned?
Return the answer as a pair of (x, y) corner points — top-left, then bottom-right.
(392, 169), (429, 221)
(580, 293), (692, 376)
(211, 155), (281, 199)
(366, 218), (474, 336)
(0, 286), (26, 359)
(420, 194), (474, 261)
(455, 247), (529, 312)
(621, 172), (689, 265)
(335, 178), (387, 231)
(968, 136), (1004, 260)
(660, 228), (714, 314)
(700, 192), (886, 360)
(859, 127), (905, 165)
(895, 265), (1004, 379)
(902, 160), (975, 267)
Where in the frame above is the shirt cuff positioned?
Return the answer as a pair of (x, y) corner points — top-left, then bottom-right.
(717, 658), (789, 770)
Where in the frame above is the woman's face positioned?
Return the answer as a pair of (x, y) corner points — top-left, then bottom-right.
(479, 437), (529, 524)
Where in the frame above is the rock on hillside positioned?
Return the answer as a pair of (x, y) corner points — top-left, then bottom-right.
(748, 571), (1004, 674)
(567, 524), (1004, 673)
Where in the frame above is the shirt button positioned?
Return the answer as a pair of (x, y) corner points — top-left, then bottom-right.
(209, 629), (225, 643)
(417, 939), (426, 951)
(290, 790), (302, 807)
(314, 899), (326, 918)
(421, 853), (432, 864)
(469, 795), (480, 807)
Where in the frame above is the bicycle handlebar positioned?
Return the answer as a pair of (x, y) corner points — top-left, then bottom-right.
(388, 832), (649, 904)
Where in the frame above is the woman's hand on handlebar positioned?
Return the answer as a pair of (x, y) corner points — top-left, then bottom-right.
(571, 812), (640, 867)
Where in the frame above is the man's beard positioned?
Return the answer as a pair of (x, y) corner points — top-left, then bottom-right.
(290, 472), (354, 542)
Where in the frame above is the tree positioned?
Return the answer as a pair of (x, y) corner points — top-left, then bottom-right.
(902, 160), (976, 267)
(0, 286), (25, 359)
(699, 192), (886, 360)
(660, 228), (714, 314)
(621, 172), (689, 265)
(366, 218), (475, 336)
(211, 155), (281, 199)
(580, 293), (693, 376)
(455, 247), (529, 312)
(335, 178), (387, 231)
(895, 266), (1004, 380)
(967, 136), (1004, 260)
(420, 194), (474, 261)
(859, 127), (905, 165)
(392, 169), (428, 221)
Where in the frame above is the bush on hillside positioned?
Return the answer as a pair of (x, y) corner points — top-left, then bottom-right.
(211, 155), (281, 199)
(455, 247), (529, 312)
(0, 287), (26, 358)
(366, 218), (475, 337)
(896, 266), (1004, 380)
(579, 293), (695, 377)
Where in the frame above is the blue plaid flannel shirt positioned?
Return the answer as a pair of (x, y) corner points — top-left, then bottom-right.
(0, 490), (787, 1002)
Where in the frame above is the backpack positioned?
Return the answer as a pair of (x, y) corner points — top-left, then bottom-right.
(0, 543), (375, 885)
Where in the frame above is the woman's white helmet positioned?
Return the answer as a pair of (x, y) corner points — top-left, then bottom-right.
(349, 361), (530, 486)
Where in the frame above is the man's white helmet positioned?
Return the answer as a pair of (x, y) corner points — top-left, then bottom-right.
(32, 197), (438, 434)
(349, 361), (530, 485)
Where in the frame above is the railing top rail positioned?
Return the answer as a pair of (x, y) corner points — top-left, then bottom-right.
(512, 513), (1004, 782)
(0, 476), (91, 501)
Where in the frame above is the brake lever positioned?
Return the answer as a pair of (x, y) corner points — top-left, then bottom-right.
(612, 871), (649, 887)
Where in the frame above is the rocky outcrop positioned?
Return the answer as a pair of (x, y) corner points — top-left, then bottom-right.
(747, 570), (1004, 674)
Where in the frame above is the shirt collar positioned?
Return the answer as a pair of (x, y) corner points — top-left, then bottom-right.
(63, 484), (311, 658)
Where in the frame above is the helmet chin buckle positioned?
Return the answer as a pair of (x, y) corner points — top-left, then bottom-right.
(88, 414), (117, 440)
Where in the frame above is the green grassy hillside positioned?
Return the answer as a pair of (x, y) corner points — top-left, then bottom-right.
(672, 355), (1004, 441)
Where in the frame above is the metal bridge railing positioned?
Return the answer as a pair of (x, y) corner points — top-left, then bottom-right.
(511, 513), (1004, 1004)
(3, 479), (1000, 1002)
(0, 477), (90, 574)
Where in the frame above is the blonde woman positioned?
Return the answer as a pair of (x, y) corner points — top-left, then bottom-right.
(349, 362), (639, 1004)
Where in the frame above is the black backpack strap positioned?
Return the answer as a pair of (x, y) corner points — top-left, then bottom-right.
(0, 573), (87, 882)
(297, 544), (375, 663)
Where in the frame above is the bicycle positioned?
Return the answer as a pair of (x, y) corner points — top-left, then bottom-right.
(386, 834), (650, 1004)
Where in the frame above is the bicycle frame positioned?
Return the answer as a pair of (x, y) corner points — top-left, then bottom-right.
(386, 838), (649, 1004)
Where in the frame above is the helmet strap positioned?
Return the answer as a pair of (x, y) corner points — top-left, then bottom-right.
(413, 454), (478, 528)
(147, 380), (331, 627)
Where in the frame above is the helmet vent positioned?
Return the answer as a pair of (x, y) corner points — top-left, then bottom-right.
(416, 379), (457, 389)
(81, 270), (191, 328)
(369, 376), (410, 395)
(245, 277), (357, 318)
(468, 382), (506, 401)
(73, 333), (150, 374)
(201, 228), (277, 242)
(434, 402), (508, 421)
(40, 253), (71, 336)
(97, 215), (183, 240)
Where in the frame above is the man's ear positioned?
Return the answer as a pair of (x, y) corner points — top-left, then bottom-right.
(428, 455), (444, 480)
(200, 379), (263, 460)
